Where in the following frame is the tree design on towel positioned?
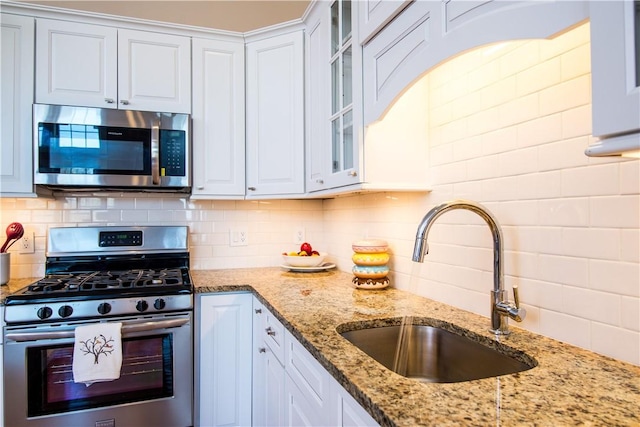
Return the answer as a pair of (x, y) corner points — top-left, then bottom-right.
(79, 334), (115, 364)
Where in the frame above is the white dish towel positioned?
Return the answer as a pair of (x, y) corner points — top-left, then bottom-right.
(72, 322), (123, 386)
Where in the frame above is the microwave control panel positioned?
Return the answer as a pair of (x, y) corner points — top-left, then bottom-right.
(160, 130), (186, 177)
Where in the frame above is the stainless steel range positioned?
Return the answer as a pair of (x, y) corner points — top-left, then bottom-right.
(3, 226), (194, 427)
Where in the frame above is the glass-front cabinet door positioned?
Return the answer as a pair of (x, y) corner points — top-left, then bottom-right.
(331, 0), (354, 175)
(305, 0), (362, 193)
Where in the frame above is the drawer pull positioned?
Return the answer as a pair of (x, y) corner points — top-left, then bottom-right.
(266, 327), (276, 336)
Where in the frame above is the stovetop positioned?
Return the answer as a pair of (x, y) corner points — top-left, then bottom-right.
(4, 225), (194, 324)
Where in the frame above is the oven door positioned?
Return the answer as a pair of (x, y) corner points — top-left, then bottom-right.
(3, 313), (193, 427)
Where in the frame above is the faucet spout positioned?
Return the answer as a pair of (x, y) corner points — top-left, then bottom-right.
(412, 200), (524, 335)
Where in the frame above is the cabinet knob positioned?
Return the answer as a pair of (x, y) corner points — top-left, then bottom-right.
(120, 99), (130, 105)
(266, 327), (276, 336)
(248, 187), (256, 191)
(258, 347), (266, 353)
(316, 179), (324, 184)
(348, 170), (358, 177)
(104, 98), (115, 104)
(196, 185), (204, 190)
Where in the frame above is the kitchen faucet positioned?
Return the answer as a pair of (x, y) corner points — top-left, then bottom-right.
(412, 199), (526, 335)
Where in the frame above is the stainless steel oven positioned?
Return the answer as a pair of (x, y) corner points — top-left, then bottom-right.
(3, 226), (194, 427)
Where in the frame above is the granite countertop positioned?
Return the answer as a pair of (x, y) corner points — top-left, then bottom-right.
(3, 269), (639, 426)
(192, 268), (640, 427)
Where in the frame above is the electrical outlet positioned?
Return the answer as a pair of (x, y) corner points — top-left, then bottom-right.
(19, 230), (35, 254)
(293, 227), (306, 244)
(229, 227), (248, 247)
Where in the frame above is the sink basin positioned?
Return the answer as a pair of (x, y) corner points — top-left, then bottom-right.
(339, 321), (536, 383)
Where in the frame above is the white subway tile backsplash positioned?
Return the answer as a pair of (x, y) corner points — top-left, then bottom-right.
(562, 227), (620, 261)
(516, 113), (563, 148)
(591, 322), (639, 365)
(561, 163), (619, 197)
(539, 74), (591, 116)
(620, 161), (640, 194)
(516, 57), (561, 97)
(538, 198), (589, 227)
(590, 195), (640, 228)
(538, 254), (588, 288)
(539, 309), (591, 349)
(620, 297), (640, 332)
(589, 259), (640, 297)
(620, 229), (640, 263)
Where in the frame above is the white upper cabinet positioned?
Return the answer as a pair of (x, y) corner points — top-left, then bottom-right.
(117, 29), (191, 113)
(586, 0), (640, 157)
(1, 13), (35, 197)
(245, 29), (305, 198)
(191, 37), (245, 199)
(36, 19), (191, 113)
(35, 19), (117, 109)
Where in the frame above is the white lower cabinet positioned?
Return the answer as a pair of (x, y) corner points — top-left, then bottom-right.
(197, 293), (253, 427)
(252, 298), (378, 427)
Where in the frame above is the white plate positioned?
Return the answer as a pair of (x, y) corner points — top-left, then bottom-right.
(280, 263), (336, 273)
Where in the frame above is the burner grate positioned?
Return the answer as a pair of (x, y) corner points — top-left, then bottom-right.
(24, 269), (185, 294)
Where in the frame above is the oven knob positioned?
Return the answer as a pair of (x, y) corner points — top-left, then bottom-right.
(136, 300), (149, 312)
(37, 306), (53, 320)
(58, 305), (73, 318)
(97, 302), (112, 315)
(154, 298), (166, 310)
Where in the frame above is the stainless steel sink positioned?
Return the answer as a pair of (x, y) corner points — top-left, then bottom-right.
(339, 321), (536, 383)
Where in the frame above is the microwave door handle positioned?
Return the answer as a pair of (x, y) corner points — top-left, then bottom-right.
(4, 318), (190, 342)
(151, 120), (161, 185)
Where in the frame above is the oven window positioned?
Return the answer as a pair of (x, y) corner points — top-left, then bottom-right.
(37, 123), (151, 175)
(26, 334), (173, 417)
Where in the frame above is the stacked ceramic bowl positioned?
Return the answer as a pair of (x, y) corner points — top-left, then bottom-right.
(351, 239), (390, 290)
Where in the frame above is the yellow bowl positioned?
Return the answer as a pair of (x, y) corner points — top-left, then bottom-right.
(352, 252), (389, 266)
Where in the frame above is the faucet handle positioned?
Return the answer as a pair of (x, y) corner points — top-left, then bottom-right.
(513, 285), (521, 308)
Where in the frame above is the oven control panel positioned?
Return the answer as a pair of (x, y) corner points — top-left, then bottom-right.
(4, 294), (193, 324)
(99, 230), (143, 247)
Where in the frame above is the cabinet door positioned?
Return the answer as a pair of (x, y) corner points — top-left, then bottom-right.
(35, 18), (117, 108)
(587, 0), (640, 156)
(333, 385), (379, 427)
(253, 300), (286, 427)
(191, 37), (245, 198)
(197, 293), (252, 427)
(1, 14), (35, 196)
(245, 30), (305, 197)
(305, 0), (363, 193)
(118, 29), (191, 113)
(305, 3), (331, 193)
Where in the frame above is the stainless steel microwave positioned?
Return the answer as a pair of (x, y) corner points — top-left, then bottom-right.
(34, 104), (191, 192)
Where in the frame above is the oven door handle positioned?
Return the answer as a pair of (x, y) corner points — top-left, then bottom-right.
(4, 318), (190, 342)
